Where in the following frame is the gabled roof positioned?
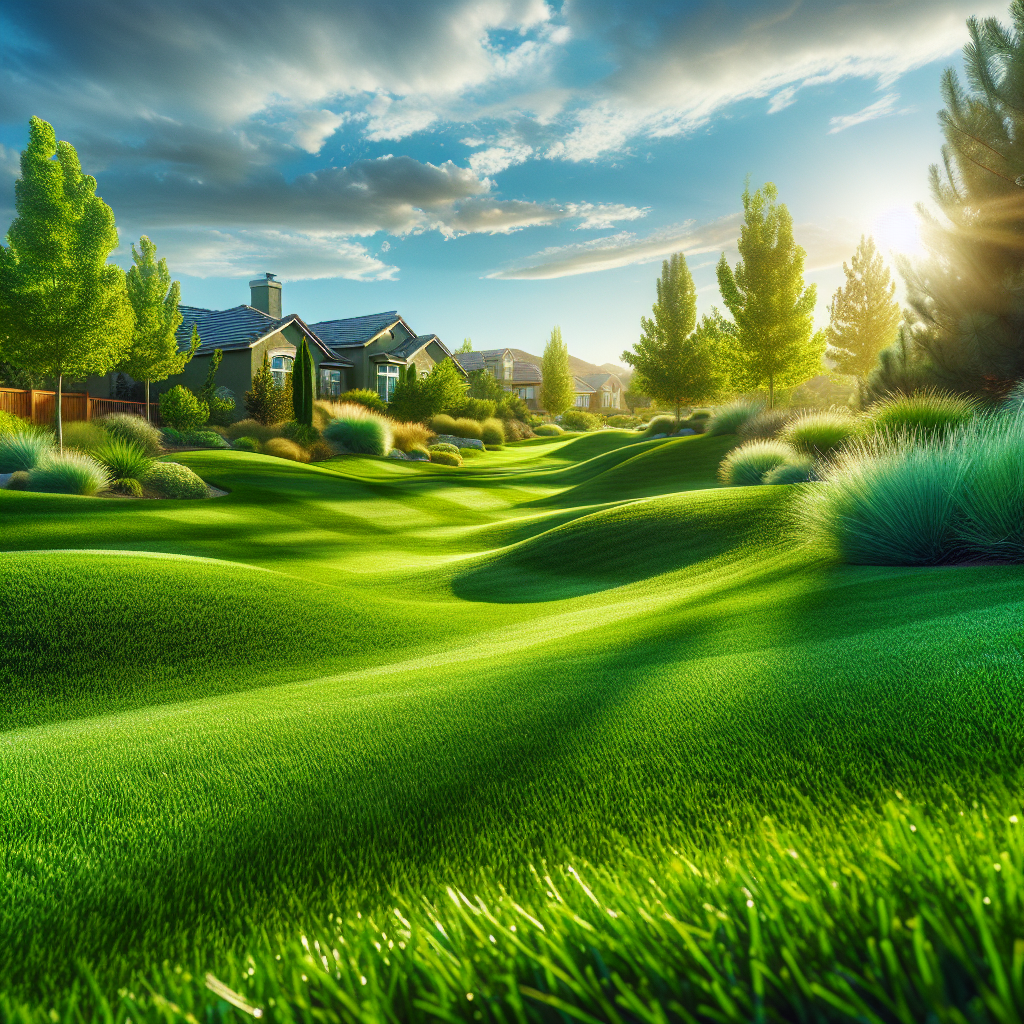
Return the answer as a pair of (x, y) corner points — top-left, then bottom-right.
(309, 311), (413, 348)
(510, 362), (542, 383)
(459, 351), (539, 382)
(572, 376), (597, 394)
(577, 372), (623, 391)
(175, 305), (343, 363)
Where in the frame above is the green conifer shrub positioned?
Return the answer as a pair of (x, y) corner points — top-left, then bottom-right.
(144, 462), (209, 499)
(159, 386), (209, 432)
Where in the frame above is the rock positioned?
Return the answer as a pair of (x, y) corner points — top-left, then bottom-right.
(406, 450), (430, 461)
(674, 428), (696, 436)
(432, 433), (485, 450)
(387, 448), (408, 459)
(0, 473), (12, 489)
(647, 432), (668, 440)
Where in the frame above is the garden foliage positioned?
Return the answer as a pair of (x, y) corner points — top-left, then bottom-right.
(144, 461), (208, 499)
(323, 405), (393, 455)
(705, 397), (764, 436)
(159, 385), (208, 432)
(560, 409), (601, 432)
(98, 413), (163, 456)
(27, 451), (109, 495)
(717, 439), (795, 486)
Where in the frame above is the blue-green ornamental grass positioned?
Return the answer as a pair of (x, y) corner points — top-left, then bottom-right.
(763, 454), (815, 484)
(863, 389), (978, 438)
(26, 450), (110, 495)
(0, 427), (53, 472)
(0, 431), (1019, 1022)
(324, 411), (393, 455)
(717, 438), (795, 485)
(705, 397), (764, 436)
(780, 408), (861, 457)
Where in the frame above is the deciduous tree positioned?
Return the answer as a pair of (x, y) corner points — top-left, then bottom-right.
(716, 181), (825, 408)
(123, 236), (196, 421)
(540, 326), (574, 416)
(0, 117), (133, 448)
(622, 253), (725, 421)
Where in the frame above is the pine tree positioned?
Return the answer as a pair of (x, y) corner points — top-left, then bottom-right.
(716, 181), (825, 408)
(899, 2), (1024, 396)
(0, 117), (134, 448)
(291, 338), (315, 427)
(245, 353), (279, 425)
(622, 253), (725, 421)
(826, 236), (902, 406)
(123, 235), (195, 421)
(539, 327), (575, 416)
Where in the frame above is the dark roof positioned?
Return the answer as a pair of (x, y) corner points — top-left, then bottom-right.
(176, 305), (341, 362)
(578, 372), (622, 391)
(511, 362), (542, 383)
(572, 375), (597, 393)
(459, 352), (541, 382)
(309, 311), (404, 348)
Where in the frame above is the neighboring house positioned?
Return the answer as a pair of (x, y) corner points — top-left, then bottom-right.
(571, 376), (597, 409)
(90, 274), (463, 416)
(458, 348), (543, 410)
(577, 373), (625, 412)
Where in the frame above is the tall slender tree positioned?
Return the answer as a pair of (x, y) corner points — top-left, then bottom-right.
(827, 236), (902, 406)
(898, 1), (1024, 396)
(0, 117), (133, 448)
(291, 337), (315, 427)
(622, 252), (725, 421)
(458, 338), (473, 353)
(540, 326), (575, 416)
(716, 181), (825, 408)
(122, 236), (195, 421)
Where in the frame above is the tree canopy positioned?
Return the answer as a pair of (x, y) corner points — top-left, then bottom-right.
(622, 253), (725, 420)
(0, 116), (133, 446)
(540, 327), (575, 416)
(122, 235), (191, 419)
(716, 181), (824, 408)
(827, 235), (902, 404)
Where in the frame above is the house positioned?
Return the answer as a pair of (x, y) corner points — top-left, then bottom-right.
(457, 348), (544, 410)
(91, 274), (463, 416)
(576, 373), (625, 412)
(571, 377), (597, 409)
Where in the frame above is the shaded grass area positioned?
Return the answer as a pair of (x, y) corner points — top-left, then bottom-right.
(0, 432), (1021, 1020)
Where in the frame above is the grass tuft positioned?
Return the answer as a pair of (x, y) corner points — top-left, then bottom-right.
(95, 437), (155, 485)
(0, 429), (53, 473)
(863, 389), (977, 438)
(97, 414), (164, 457)
(737, 407), (795, 440)
(262, 437), (310, 462)
(763, 456), (815, 484)
(324, 408), (393, 455)
(534, 423), (563, 436)
(27, 451), (110, 495)
(780, 408), (861, 457)
(706, 397), (765, 436)
(390, 419), (432, 452)
(717, 439), (795, 486)
(481, 417), (506, 446)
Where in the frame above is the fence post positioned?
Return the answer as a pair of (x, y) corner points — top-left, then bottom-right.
(29, 389), (37, 423)
(86, 394), (92, 421)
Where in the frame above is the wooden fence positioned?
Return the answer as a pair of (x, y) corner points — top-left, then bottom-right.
(0, 388), (160, 425)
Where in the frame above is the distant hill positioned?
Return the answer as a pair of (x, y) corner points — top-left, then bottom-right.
(507, 349), (631, 383)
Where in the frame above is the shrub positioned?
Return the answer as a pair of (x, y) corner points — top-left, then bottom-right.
(451, 417), (483, 440)
(335, 389), (386, 414)
(390, 420), (432, 452)
(430, 413), (458, 436)
(503, 418), (534, 441)
(763, 456), (816, 485)
(94, 437), (154, 487)
(232, 436), (258, 452)
(263, 437), (310, 462)
(159, 385), (209, 432)
(863, 390), (977, 439)
(161, 427), (183, 447)
(738, 407), (795, 441)
(428, 442), (460, 455)
(607, 414), (639, 429)
(308, 440), (337, 462)
(6, 470), (29, 490)
(225, 418), (282, 443)
(281, 421), (321, 448)
(27, 451), (110, 495)
(61, 420), (106, 453)
(677, 417), (706, 434)
(429, 449), (462, 466)
(145, 461), (209, 499)
(690, 410), (711, 420)
(642, 415), (678, 437)
(447, 396), (495, 421)
(706, 398), (765, 436)
(0, 429), (53, 472)
(495, 392), (528, 422)
(0, 409), (28, 436)
(98, 413), (164, 456)
(180, 430), (231, 449)
(717, 439), (795, 486)
(111, 477), (144, 497)
(481, 417), (506, 446)
(560, 409), (602, 432)
(780, 410), (862, 458)
(324, 412), (393, 456)
(534, 423), (563, 436)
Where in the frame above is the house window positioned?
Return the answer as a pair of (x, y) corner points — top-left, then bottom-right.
(503, 354), (513, 380)
(517, 386), (535, 400)
(319, 368), (341, 398)
(271, 354), (293, 388)
(574, 394), (589, 408)
(602, 391), (612, 407)
(377, 363), (400, 401)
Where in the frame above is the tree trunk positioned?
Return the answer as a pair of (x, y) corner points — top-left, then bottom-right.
(768, 376), (774, 410)
(675, 398), (681, 424)
(145, 379), (151, 423)
(56, 373), (63, 452)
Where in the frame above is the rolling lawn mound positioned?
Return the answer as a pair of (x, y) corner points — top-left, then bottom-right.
(0, 426), (1020, 1023)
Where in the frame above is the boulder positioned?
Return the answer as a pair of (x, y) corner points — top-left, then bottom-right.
(647, 432), (668, 440)
(387, 448), (408, 459)
(406, 450), (430, 462)
(433, 433), (485, 450)
(674, 428), (696, 436)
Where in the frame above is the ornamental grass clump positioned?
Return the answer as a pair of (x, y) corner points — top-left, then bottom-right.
(429, 413), (458, 436)
(534, 423), (563, 436)
(429, 449), (462, 466)
(718, 439), (795, 486)
(560, 409), (601, 432)
(97, 413), (163, 456)
(642, 415), (677, 436)
(27, 451), (110, 496)
(59, 420), (106, 454)
(780, 409), (861, 458)
(0, 429), (53, 472)
(225, 418), (282, 443)
(390, 420), (432, 452)
(144, 461), (209, 499)
(179, 430), (231, 449)
(863, 390), (977, 439)
(428, 442), (460, 455)
(94, 437), (154, 494)
(323, 406), (393, 456)
(763, 455), (816, 484)
(480, 417), (506, 446)
(451, 416), (483, 440)
(705, 397), (765, 436)
(263, 437), (310, 463)
(737, 407), (795, 441)
(232, 437), (258, 452)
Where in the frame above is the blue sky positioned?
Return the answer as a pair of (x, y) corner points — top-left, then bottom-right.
(0, 0), (1006, 366)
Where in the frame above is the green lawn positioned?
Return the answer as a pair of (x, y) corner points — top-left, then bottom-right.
(0, 432), (1021, 1023)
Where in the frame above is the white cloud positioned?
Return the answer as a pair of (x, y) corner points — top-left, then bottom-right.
(828, 93), (908, 133)
(467, 141), (534, 176)
(288, 109), (349, 154)
(565, 202), (649, 229)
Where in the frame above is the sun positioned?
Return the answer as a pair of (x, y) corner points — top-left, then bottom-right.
(872, 205), (926, 258)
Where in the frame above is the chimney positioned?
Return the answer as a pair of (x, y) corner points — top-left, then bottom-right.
(249, 272), (282, 318)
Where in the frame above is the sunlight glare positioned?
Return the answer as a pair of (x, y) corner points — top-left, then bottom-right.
(872, 205), (925, 257)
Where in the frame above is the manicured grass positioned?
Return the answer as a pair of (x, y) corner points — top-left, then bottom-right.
(0, 430), (1020, 1022)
